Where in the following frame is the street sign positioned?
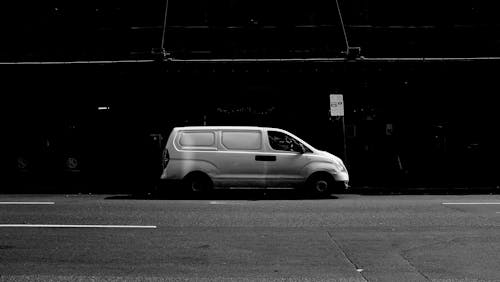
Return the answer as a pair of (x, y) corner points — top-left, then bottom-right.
(65, 156), (80, 172)
(330, 94), (344, 116)
(386, 123), (394, 136)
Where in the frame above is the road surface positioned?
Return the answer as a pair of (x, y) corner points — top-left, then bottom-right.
(1, 191), (500, 281)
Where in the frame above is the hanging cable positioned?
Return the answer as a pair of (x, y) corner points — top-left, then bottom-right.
(160, 0), (170, 58)
(335, 0), (349, 51)
(335, 0), (361, 59)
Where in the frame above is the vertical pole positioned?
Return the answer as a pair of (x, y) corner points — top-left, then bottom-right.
(341, 116), (347, 163)
(330, 94), (347, 162)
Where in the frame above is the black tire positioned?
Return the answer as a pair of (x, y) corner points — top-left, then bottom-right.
(183, 173), (213, 194)
(306, 173), (334, 197)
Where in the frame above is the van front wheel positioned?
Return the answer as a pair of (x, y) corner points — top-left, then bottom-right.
(306, 174), (333, 197)
(183, 173), (213, 194)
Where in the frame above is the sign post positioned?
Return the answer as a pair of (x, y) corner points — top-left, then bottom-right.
(330, 94), (347, 162)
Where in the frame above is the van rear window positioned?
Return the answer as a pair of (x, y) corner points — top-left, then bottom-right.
(179, 132), (215, 147)
(222, 131), (261, 150)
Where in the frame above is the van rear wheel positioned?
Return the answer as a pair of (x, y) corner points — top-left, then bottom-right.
(184, 173), (213, 194)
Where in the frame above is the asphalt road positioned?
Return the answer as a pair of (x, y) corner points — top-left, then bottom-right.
(1, 191), (500, 281)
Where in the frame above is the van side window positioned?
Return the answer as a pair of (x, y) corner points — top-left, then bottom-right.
(268, 131), (305, 153)
(179, 132), (215, 147)
(222, 131), (262, 150)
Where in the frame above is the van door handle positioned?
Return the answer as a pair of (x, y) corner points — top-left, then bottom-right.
(255, 155), (276, 161)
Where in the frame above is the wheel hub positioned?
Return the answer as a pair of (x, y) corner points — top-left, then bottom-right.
(315, 180), (328, 192)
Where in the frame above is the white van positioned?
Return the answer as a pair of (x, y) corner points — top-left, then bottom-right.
(160, 126), (348, 196)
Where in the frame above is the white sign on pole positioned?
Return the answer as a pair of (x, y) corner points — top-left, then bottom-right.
(329, 94), (344, 116)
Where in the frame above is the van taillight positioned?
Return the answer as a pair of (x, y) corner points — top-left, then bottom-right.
(162, 149), (170, 168)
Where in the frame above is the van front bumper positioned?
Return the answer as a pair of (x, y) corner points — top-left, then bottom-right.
(332, 171), (349, 182)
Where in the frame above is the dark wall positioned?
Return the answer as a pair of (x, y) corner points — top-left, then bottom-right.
(3, 59), (500, 192)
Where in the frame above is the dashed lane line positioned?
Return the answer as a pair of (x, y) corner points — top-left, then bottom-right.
(0, 224), (157, 228)
(0, 202), (55, 205)
(442, 202), (500, 205)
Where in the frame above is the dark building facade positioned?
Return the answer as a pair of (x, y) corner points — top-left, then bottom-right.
(2, 2), (500, 192)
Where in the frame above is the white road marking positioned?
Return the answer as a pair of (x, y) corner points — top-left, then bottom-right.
(0, 224), (157, 229)
(442, 203), (500, 205)
(0, 202), (55, 205)
(209, 201), (245, 205)
(210, 201), (232, 205)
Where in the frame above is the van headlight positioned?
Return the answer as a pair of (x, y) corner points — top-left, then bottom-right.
(333, 161), (347, 172)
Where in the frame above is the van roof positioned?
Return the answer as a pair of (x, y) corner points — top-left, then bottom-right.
(173, 126), (283, 131)
(172, 126), (316, 151)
